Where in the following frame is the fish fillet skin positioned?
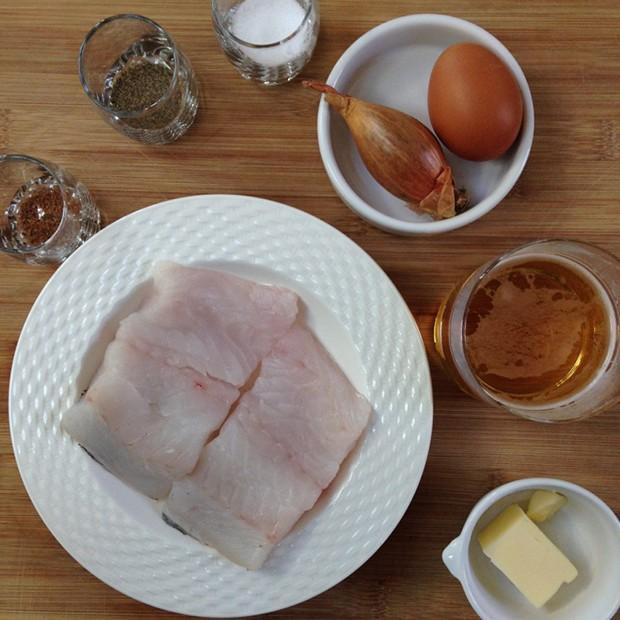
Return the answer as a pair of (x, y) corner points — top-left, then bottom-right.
(116, 262), (299, 387)
(164, 325), (371, 568)
(62, 340), (238, 498)
(62, 401), (173, 499)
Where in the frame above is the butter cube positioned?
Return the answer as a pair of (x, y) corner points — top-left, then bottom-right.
(478, 504), (578, 608)
(527, 490), (567, 523)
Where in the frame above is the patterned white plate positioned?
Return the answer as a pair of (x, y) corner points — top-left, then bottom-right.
(9, 195), (432, 617)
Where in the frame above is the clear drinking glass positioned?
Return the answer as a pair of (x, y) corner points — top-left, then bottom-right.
(212, 0), (319, 85)
(0, 154), (100, 264)
(79, 14), (199, 144)
(434, 240), (620, 422)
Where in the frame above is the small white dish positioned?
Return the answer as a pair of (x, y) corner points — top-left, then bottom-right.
(316, 14), (535, 235)
(442, 478), (620, 620)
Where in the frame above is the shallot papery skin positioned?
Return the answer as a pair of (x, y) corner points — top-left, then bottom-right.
(304, 80), (468, 219)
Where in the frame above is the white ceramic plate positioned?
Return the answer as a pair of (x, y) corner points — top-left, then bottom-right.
(9, 195), (433, 617)
(317, 14), (535, 235)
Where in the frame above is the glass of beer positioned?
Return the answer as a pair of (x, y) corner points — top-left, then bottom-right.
(434, 240), (620, 422)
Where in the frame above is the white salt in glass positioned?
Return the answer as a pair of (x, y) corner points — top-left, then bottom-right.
(212, 0), (319, 85)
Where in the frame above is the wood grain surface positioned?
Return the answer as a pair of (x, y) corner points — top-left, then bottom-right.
(1, 1), (619, 618)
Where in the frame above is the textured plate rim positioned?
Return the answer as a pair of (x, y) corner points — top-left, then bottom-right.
(9, 194), (433, 616)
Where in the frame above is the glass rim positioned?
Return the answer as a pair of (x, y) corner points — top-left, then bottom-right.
(78, 13), (180, 119)
(458, 237), (620, 413)
(463, 238), (620, 303)
(0, 153), (74, 252)
(211, 0), (314, 49)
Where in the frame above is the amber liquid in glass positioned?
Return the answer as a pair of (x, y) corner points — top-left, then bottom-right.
(436, 256), (613, 407)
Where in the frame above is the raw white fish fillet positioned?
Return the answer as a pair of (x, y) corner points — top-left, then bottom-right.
(62, 340), (238, 499)
(166, 415), (321, 569)
(164, 325), (371, 568)
(237, 325), (372, 488)
(62, 401), (172, 500)
(117, 262), (299, 387)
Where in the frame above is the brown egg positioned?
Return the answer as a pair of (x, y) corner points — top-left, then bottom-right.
(428, 43), (524, 161)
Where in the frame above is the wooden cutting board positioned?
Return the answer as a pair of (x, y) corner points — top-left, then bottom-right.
(1, 0), (618, 618)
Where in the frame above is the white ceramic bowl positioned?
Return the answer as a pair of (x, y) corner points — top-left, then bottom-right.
(442, 478), (620, 620)
(316, 14), (535, 235)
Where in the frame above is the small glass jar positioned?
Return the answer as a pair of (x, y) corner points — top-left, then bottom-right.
(434, 240), (620, 422)
(79, 14), (199, 144)
(0, 154), (100, 264)
(212, 0), (319, 86)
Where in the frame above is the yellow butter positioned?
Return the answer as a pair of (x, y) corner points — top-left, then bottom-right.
(478, 504), (578, 608)
(527, 490), (567, 523)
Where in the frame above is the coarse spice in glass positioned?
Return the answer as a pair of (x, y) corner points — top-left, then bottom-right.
(109, 60), (181, 130)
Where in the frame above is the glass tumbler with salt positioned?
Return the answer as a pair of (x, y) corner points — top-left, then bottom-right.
(212, 0), (319, 85)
